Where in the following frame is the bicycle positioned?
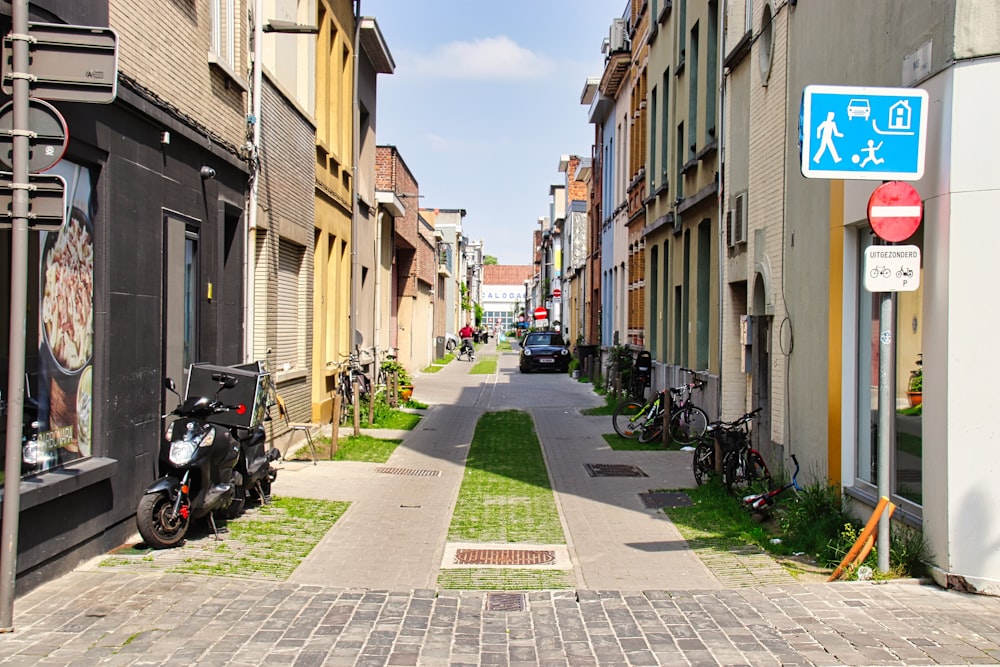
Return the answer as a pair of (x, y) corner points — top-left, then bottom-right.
(612, 388), (665, 439)
(611, 369), (708, 444)
(692, 408), (765, 488)
(742, 454), (801, 512)
(718, 408), (771, 494)
(665, 377), (709, 445)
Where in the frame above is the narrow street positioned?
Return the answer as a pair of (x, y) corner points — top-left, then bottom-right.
(4, 341), (1000, 666)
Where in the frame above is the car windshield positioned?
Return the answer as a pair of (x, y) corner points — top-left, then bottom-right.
(525, 333), (563, 346)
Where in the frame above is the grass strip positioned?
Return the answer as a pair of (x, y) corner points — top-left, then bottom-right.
(290, 433), (401, 462)
(100, 496), (349, 580)
(447, 410), (565, 544)
(470, 355), (498, 374)
(601, 433), (681, 451)
(437, 569), (574, 590)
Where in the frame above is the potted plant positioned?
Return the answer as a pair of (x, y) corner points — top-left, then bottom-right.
(906, 354), (922, 407)
(380, 359), (413, 402)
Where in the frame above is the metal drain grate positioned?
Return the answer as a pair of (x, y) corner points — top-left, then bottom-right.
(584, 463), (648, 477)
(454, 549), (555, 566)
(639, 491), (693, 509)
(486, 592), (526, 612)
(374, 467), (441, 477)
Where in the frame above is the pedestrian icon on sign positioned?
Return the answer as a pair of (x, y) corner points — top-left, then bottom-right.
(813, 112), (843, 164)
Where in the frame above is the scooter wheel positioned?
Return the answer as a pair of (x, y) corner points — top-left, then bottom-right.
(136, 492), (189, 549)
(222, 486), (246, 520)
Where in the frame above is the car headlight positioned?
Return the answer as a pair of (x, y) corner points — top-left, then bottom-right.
(560, 349), (569, 355)
(523, 348), (532, 356)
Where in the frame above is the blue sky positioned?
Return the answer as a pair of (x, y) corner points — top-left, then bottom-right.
(362, 1), (619, 265)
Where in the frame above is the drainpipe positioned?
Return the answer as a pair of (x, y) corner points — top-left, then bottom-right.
(716, 0), (725, 416)
(245, 0), (263, 363)
(350, 2), (361, 353)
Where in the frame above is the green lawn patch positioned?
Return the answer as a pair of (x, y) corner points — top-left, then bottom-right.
(290, 433), (401, 462)
(422, 364), (444, 373)
(100, 496), (349, 580)
(437, 569), (574, 590)
(447, 410), (565, 544)
(581, 394), (618, 416)
(470, 354), (497, 374)
(496, 340), (513, 352)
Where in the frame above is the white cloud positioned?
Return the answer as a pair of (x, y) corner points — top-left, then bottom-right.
(406, 36), (555, 80)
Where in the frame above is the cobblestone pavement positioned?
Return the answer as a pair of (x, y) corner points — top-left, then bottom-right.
(5, 570), (1000, 666)
(4, 341), (1000, 665)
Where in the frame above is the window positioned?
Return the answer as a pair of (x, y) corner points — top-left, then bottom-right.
(759, 3), (774, 85)
(706, 1), (718, 138)
(678, 0), (687, 61)
(277, 238), (306, 371)
(688, 22), (699, 158)
(661, 69), (670, 182)
(696, 220), (711, 368)
(649, 86), (658, 189)
(210, 0), (236, 71)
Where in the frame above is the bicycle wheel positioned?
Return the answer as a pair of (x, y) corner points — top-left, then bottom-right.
(612, 400), (645, 439)
(724, 449), (771, 494)
(692, 441), (715, 486)
(668, 405), (709, 445)
(637, 406), (664, 443)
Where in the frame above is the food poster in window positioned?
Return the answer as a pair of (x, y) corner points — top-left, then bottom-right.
(35, 161), (95, 471)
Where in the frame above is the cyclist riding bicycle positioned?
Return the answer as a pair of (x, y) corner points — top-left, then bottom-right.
(458, 323), (475, 359)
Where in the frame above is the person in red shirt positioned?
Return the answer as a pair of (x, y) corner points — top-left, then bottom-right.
(458, 323), (475, 358)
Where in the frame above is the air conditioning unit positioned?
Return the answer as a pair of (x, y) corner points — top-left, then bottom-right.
(609, 18), (627, 52)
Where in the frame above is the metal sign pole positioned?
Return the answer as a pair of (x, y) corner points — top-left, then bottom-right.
(876, 288), (895, 573)
(1, 0), (31, 631)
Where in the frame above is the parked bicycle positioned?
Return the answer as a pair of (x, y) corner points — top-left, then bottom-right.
(611, 369), (708, 444)
(691, 407), (767, 492)
(720, 408), (771, 494)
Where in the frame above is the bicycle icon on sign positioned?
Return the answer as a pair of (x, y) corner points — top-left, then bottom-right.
(870, 265), (891, 279)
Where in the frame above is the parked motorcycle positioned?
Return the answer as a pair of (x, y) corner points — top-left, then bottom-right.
(136, 373), (245, 549)
(227, 417), (281, 518)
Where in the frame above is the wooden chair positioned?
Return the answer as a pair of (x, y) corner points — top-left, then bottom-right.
(275, 394), (317, 464)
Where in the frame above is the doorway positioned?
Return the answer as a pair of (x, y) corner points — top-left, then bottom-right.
(164, 212), (200, 406)
(751, 276), (772, 454)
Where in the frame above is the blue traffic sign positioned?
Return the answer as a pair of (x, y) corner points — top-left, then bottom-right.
(800, 85), (928, 181)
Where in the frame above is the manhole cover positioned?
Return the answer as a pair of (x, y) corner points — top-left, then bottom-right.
(486, 592), (526, 612)
(374, 467), (441, 477)
(639, 491), (693, 509)
(584, 463), (648, 477)
(454, 549), (555, 566)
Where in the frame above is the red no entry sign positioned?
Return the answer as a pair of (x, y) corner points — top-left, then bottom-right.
(533, 307), (548, 320)
(552, 289), (561, 298)
(867, 181), (923, 242)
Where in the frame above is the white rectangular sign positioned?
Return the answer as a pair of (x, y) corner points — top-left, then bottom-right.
(864, 245), (920, 292)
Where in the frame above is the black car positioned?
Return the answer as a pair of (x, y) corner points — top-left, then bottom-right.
(518, 332), (570, 373)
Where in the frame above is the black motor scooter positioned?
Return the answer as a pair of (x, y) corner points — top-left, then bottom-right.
(136, 373), (244, 549)
(226, 418), (281, 518)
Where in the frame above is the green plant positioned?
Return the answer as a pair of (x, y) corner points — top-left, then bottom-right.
(380, 358), (412, 386)
(908, 355), (923, 392)
(568, 358), (579, 374)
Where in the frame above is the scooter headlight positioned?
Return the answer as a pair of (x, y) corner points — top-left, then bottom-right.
(167, 424), (216, 465)
(168, 440), (198, 466)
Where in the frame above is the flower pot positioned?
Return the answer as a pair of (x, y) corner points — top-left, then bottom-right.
(906, 391), (922, 408)
(400, 385), (414, 402)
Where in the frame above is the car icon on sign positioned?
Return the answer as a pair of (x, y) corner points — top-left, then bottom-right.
(847, 98), (870, 120)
